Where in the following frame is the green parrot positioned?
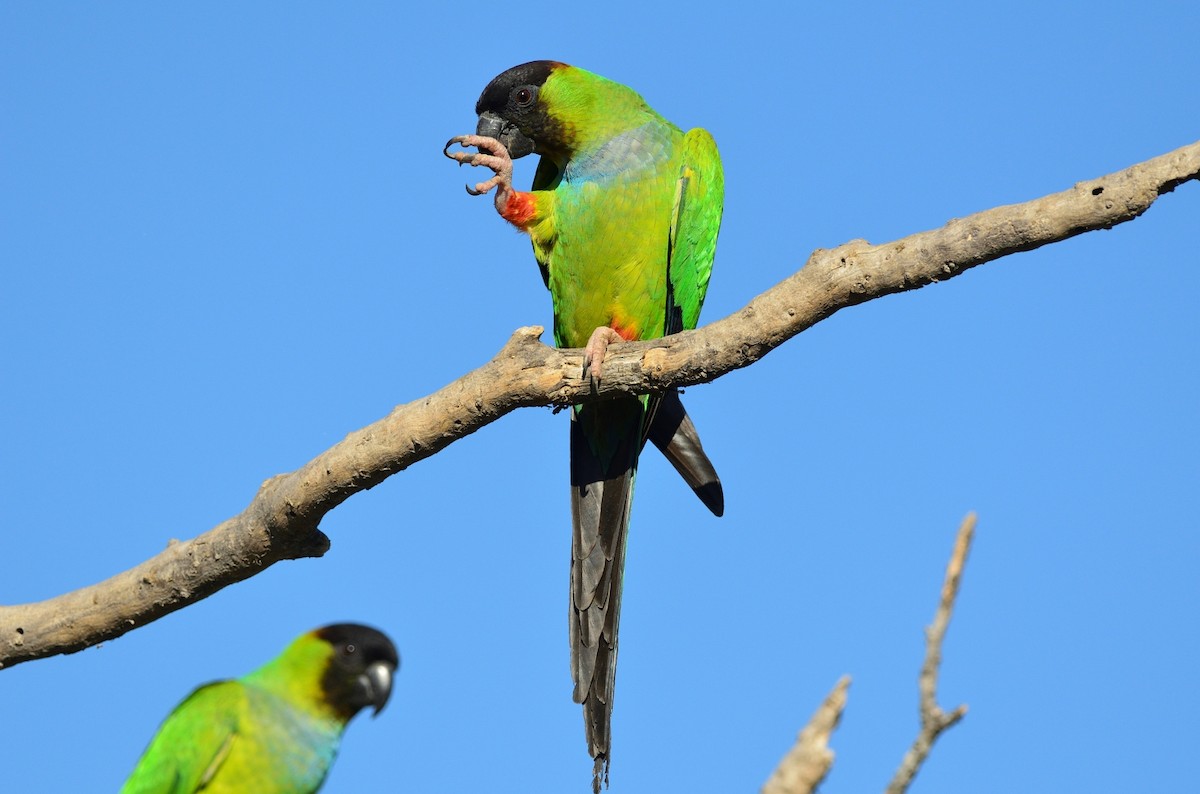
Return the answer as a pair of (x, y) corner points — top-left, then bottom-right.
(120, 623), (398, 794)
(445, 60), (724, 789)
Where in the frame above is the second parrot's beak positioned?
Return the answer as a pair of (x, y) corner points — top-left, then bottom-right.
(476, 111), (535, 159)
(361, 660), (396, 717)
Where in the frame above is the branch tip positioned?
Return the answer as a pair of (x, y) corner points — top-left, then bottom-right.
(762, 676), (850, 794)
(884, 512), (978, 794)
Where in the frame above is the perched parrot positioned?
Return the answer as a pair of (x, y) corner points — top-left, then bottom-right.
(445, 60), (724, 790)
(120, 623), (398, 794)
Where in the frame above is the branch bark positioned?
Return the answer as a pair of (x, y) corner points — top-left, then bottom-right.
(885, 513), (977, 794)
(2, 142), (1196, 670)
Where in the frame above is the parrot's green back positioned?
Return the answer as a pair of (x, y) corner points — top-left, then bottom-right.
(121, 625), (397, 794)
(465, 62), (724, 791)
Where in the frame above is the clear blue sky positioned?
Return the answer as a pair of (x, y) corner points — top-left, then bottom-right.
(2, 3), (1197, 792)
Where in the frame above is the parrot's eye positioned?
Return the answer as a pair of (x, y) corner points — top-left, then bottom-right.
(514, 87), (534, 107)
(344, 644), (357, 655)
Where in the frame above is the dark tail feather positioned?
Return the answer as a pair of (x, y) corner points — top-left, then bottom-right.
(646, 390), (724, 517)
(569, 401), (641, 791)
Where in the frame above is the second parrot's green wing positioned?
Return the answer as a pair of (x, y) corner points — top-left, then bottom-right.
(120, 683), (242, 794)
(666, 127), (724, 335)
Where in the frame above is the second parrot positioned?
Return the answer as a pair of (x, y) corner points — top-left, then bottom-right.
(120, 623), (398, 793)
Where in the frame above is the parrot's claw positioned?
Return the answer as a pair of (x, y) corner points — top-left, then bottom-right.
(443, 134), (515, 211)
(443, 134), (510, 165)
(583, 326), (626, 384)
(465, 173), (507, 196)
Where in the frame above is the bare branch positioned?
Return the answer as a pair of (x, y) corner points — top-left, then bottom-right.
(763, 676), (850, 794)
(885, 513), (977, 794)
(763, 514), (979, 793)
(2, 142), (1196, 669)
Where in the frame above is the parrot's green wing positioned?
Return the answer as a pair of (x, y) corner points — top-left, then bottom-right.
(643, 127), (725, 516)
(120, 683), (242, 794)
(666, 127), (724, 335)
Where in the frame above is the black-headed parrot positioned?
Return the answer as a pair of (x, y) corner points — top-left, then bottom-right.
(445, 60), (724, 790)
(120, 623), (398, 793)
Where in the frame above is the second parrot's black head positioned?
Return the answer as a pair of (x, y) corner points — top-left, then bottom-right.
(315, 623), (400, 720)
(474, 60), (566, 159)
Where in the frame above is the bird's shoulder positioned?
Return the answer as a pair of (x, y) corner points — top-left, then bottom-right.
(561, 117), (680, 185)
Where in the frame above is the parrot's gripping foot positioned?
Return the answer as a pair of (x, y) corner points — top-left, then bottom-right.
(443, 135), (514, 210)
(583, 326), (626, 384)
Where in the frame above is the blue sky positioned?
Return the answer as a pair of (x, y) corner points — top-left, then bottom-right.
(2, 3), (1197, 792)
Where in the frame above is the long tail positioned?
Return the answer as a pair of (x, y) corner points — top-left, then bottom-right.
(569, 398), (643, 793)
(568, 391), (722, 791)
(646, 390), (724, 517)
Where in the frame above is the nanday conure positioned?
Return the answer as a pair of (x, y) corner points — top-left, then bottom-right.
(445, 60), (724, 791)
(120, 623), (398, 794)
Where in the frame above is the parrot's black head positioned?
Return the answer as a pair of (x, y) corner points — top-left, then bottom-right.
(474, 60), (567, 160)
(316, 623), (399, 720)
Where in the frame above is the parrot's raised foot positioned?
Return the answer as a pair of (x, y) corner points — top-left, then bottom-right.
(443, 134), (514, 203)
(583, 326), (626, 384)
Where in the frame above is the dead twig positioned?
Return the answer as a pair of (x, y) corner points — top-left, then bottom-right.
(885, 513), (977, 794)
(763, 676), (851, 794)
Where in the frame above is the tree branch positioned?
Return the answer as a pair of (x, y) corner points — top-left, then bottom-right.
(2, 142), (1196, 670)
(763, 676), (850, 794)
(885, 513), (977, 794)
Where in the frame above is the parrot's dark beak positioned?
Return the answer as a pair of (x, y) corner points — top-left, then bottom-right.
(476, 111), (535, 159)
(360, 660), (396, 717)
